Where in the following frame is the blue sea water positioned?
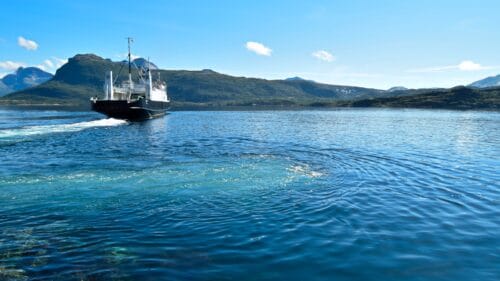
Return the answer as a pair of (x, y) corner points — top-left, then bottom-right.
(0, 108), (498, 281)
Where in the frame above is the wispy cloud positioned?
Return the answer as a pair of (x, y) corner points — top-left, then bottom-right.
(38, 57), (68, 71)
(0, 61), (26, 71)
(17, 36), (38, 51)
(245, 41), (272, 56)
(0, 57), (67, 73)
(43, 59), (54, 68)
(52, 57), (68, 68)
(409, 60), (493, 73)
(35, 64), (47, 71)
(312, 50), (335, 62)
(457, 60), (486, 71)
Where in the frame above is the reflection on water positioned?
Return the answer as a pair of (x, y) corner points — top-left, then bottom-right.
(0, 108), (499, 281)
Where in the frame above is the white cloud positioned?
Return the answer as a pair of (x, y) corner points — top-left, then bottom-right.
(0, 57), (67, 74)
(35, 64), (47, 71)
(52, 57), (68, 68)
(312, 50), (335, 62)
(245, 41), (272, 56)
(409, 60), (491, 73)
(457, 60), (484, 71)
(18, 36), (38, 51)
(38, 57), (68, 72)
(0, 60), (26, 71)
(43, 59), (54, 68)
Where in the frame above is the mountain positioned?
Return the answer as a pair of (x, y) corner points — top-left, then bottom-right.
(342, 86), (500, 110)
(388, 86), (408, 92)
(285, 77), (315, 82)
(0, 81), (10, 96)
(469, 74), (500, 88)
(121, 58), (159, 70)
(133, 58), (158, 70)
(0, 67), (53, 96)
(3, 54), (497, 110)
(1, 54), (388, 107)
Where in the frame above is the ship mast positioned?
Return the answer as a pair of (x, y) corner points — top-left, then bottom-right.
(127, 37), (133, 94)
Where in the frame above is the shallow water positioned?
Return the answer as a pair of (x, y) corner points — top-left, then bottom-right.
(0, 108), (499, 280)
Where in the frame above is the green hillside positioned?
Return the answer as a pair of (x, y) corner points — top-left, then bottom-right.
(342, 86), (500, 110)
(2, 54), (498, 110)
(0, 54), (386, 108)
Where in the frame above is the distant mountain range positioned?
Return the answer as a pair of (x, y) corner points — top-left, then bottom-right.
(0, 54), (498, 110)
(469, 74), (500, 88)
(0, 67), (53, 96)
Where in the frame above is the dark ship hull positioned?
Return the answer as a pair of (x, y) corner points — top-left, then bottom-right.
(91, 99), (170, 121)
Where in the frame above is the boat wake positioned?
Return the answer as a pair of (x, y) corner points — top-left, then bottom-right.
(0, 118), (127, 139)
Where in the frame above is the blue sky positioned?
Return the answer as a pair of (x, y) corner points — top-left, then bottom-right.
(1, 0), (499, 89)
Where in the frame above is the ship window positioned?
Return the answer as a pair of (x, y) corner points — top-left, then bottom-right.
(130, 93), (144, 100)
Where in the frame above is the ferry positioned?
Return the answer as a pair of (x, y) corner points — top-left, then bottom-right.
(91, 38), (170, 120)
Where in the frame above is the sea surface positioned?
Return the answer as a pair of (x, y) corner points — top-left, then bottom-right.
(0, 108), (498, 281)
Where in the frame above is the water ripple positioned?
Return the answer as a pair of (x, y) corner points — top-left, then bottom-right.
(0, 109), (499, 280)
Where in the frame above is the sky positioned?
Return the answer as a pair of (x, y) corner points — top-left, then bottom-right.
(1, 0), (500, 89)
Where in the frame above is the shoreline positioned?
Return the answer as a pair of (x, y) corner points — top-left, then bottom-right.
(0, 103), (498, 112)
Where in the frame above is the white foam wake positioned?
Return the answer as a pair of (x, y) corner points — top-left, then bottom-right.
(0, 118), (127, 139)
